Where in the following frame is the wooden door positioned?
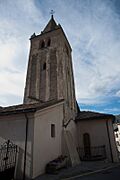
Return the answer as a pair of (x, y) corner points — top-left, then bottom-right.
(83, 133), (91, 157)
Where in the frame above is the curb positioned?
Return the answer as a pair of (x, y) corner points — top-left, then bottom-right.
(61, 164), (120, 180)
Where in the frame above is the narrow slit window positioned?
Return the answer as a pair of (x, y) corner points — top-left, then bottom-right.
(43, 62), (46, 70)
(51, 124), (55, 138)
(41, 41), (45, 48)
(65, 44), (69, 55)
(47, 39), (51, 47)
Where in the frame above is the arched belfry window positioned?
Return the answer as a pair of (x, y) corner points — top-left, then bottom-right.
(41, 40), (45, 48)
(47, 39), (51, 47)
(43, 62), (46, 70)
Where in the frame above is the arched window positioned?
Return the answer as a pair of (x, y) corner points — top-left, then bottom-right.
(83, 133), (91, 147)
(47, 39), (51, 47)
(41, 40), (45, 48)
(43, 62), (46, 70)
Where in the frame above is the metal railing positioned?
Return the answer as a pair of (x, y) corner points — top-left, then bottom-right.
(0, 140), (17, 180)
(77, 145), (106, 161)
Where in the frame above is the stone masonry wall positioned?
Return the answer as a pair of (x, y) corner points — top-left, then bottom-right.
(24, 28), (77, 121)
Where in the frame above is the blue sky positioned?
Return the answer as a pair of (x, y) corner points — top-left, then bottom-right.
(0, 0), (120, 115)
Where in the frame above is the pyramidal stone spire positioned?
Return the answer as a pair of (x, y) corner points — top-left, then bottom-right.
(42, 14), (59, 33)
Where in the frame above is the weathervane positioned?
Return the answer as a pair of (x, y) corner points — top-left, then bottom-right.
(50, 10), (55, 18)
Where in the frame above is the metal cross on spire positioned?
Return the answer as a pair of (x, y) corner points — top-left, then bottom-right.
(50, 10), (55, 18)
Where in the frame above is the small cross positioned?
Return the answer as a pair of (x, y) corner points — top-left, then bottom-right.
(50, 10), (55, 17)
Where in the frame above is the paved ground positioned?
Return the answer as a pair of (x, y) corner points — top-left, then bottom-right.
(69, 165), (120, 180)
(35, 161), (120, 180)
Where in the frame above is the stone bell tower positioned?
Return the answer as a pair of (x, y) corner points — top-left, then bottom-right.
(23, 15), (77, 121)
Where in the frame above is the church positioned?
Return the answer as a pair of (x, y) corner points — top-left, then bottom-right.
(0, 15), (119, 180)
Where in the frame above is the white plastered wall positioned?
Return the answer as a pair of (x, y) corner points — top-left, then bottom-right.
(115, 124), (120, 152)
(77, 118), (119, 162)
(107, 119), (119, 162)
(32, 102), (63, 178)
(0, 113), (34, 180)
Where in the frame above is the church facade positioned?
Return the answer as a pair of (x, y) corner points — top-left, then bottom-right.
(0, 15), (119, 180)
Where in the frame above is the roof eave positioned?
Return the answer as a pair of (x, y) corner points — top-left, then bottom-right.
(75, 115), (115, 123)
(0, 108), (37, 116)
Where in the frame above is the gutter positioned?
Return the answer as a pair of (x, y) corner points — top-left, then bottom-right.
(23, 112), (29, 180)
